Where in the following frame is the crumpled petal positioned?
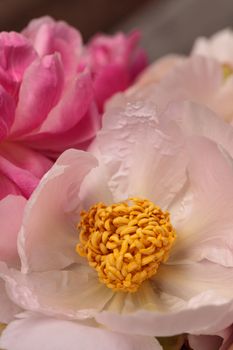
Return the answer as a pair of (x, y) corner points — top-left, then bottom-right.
(0, 313), (161, 350)
(95, 98), (187, 208)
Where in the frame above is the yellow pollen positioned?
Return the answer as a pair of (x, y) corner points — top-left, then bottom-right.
(222, 63), (233, 80)
(76, 198), (176, 293)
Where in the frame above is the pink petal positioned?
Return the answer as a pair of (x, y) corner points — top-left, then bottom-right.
(0, 195), (26, 265)
(0, 31), (36, 97)
(93, 63), (129, 112)
(0, 155), (39, 198)
(0, 172), (21, 199)
(36, 71), (93, 134)
(17, 149), (97, 272)
(0, 142), (53, 179)
(0, 85), (15, 140)
(81, 30), (148, 111)
(11, 54), (64, 137)
(19, 104), (100, 157)
(22, 16), (82, 78)
(0, 314), (161, 350)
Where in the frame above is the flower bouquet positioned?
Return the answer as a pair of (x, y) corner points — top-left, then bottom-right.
(0, 17), (232, 350)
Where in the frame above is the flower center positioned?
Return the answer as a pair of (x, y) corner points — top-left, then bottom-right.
(222, 63), (233, 80)
(76, 198), (176, 292)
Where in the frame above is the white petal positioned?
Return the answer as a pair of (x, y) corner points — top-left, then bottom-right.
(0, 279), (21, 323)
(0, 314), (161, 350)
(128, 54), (185, 90)
(0, 195), (26, 267)
(169, 136), (233, 266)
(96, 262), (233, 337)
(162, 100), (233, 158)
(0, 262), (113, 320)
(192, 29), (233, 64)
(18, 149), (98, 272)
(155, 262), (233, 302)
(96, 296), (233, 338)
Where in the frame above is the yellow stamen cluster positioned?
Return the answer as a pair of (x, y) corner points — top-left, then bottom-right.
(76, 198), (176, 292)
(0, 323), (6, 334)
(222, 63), (233, 80)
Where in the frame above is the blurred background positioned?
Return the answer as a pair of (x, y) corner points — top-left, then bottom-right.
(0, 0), (233, 61)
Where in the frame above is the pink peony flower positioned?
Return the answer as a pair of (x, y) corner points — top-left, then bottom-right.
(0, 100), (232, 349)
(78, 30), (148, 113)
(0, 16), (147, 200)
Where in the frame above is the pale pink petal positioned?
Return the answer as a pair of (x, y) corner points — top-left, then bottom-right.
(162, 101), (233, 158)
(17, 149), (97, 272)
(11, 53), (64, 136)
(1, 263), (113, 319)
(158, 56), (233, 122)
(132, 54), (185, 89)
(0, 85), (15, 140)
(22, 16), (82, 77)
(0, 279), (21, 323)
(96, 262), (233, 336)
(169, 136), (233, 267)
(0, 314), (161, 350)
(96, 99), (187, 208)
(0, 195), (26, 265)
(192, 29), (233, 64)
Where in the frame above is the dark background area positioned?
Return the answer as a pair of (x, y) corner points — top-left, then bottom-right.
(0, 0), (233, 61)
